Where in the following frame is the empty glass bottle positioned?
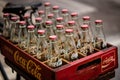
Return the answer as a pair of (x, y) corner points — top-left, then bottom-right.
(10, 16), (19, 43)
(64, 29), (78, 61)
(36, 30), (48, 59)
(94, 20), (107, 49)
(56, 17), (65, 26)
(47, 35), (62, 67)
(24, 14), (32, 26)
(52, 5), (60, 18)
(18, 21), (27, 49)
(27, 25), (37, 54)
(44, 2), (52, 18)
(2, 13), (10, 38)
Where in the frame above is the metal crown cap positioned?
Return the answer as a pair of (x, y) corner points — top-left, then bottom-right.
(62, 9), (68, 13)
(71, 12), (78, 17)
(38, 30), (45, 34)
(24, 14), (30, 19)
(56, 25), (64, 29)
(11, 16), (19, 21)
(38, 10), (44, 14)
(56, 17), (63, 21)
(35, 17), (42, 21)
(27, 25), (35, 29)
(68, 21), (75, 25)
(81, 24), (89, 29)
(3, 13), (10, 17)
(95, 20), (103, 24)
(83, 16), (90, 20)
(19, 21), (26, 25)
(53, 5), (59, 10)
(65, 29), (73, 33)
(45, 21), (53, 25)
(48, 14), (54, 18)
(44, 2), (51, 6)
(49, 35), (57, 40)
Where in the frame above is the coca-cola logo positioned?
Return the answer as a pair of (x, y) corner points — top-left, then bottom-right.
(101, 52), (115, 72)
(14, 51), (41, 80)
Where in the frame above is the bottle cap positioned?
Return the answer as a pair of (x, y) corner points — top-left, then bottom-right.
(56, 17), (63, 21)
(27, 25), (35, 29)
(49, 35), (57, 40)
(81, 24), (89, 29)
(82, 16), (90, 20)
(48, 14), (54, 18)
(65, 29), (73, 33)
(3, 13), (9, 17)
(53, 5), (59, 10)
(19, 21), (26, 25)
(44, 2), (51, 6)
(11, 16), (19, 21)
(56, 25), (64, 29)
(68, 21), (75, 25)
(35, 17), (42, 22)
(38, 30), (45, 34)
(38, 10), (44, 15)
(45, 21), (53, 25)
(71, 12), (78, 17)
(95, 20), (103, 24)
(62, 9), (68, 13)
(24, 14), (30, 19)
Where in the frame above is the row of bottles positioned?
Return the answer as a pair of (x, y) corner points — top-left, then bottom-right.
(2, 2), (107, 68)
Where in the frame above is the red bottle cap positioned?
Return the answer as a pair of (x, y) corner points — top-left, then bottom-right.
(38, 30), (45, 34)
(38, 10), (44, 15)
(44, 2), (51, 6)
(62, 9), (68, 13)
(49, 35), (57, 40)
(11, 16), (19, 21)
(35, 17), (42, 22)
(71, 12), (78, 17)
(56, 25), (64, 29)
(65, 29), (73, 33)
(82, 16), (90, 20)
(3, 13), (9, 17)
(68, 21), (75, 25)
(53, 5), (59, 10)
(48, 14), (54, 18)
(19, 21), (26, 25)
(81, 24), (89, 29)
(95, 20), (103, 24)
(45, 21), (53, 25)
(24, 14), (30, 19)
(56, 17), (63, 21)
(27, 25), (35, 29)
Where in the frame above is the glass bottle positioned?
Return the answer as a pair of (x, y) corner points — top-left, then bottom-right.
(61, 9), (71, 25)
(44, 2), (51, 18)
(47, 35), (62, 68)
(94, 20), (107, 49)
(82, 16), (95, 45)
(10, 16), (19, 44)
(52, 5), (60, 18)
(2, 13), (10, 38)
(18, 21), (27, 49)
(38, 10), (45, 19)
(35, 17), (43, 34)
(45, 21), (55, 42)
(80, 25), (94, 55)
(71, 12), (80, 28)
(36, 30), (48, 59)
(56, 25), (66, 54)
(64, 29), (78, 61)
(27, 25), (37, 55)
(23, 14), (32, 26)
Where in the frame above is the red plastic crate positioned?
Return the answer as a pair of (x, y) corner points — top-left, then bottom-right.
(0, 36), (118, 80)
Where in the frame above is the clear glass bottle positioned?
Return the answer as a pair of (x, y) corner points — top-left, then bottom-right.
(47, 35), (62, 68)
(64, 29), (78, 61)
(45, 21), (55, 42)
(2, 13), (10, 38)
(61, 9), (71, 25)
(44, 2), (51, 19)
(38, 10), (45, 19)
(82, 16), (95, 45)
(52, 5), (60, 18)
(80, 25), (94, 55)
(23, 14), (32, 25)
(27, 25), (37, 54)
(36, 30), (48, 59)
(18, 21), (27, 49)
(35, 17), (43, 34)
(94, 20), (107, 49)
(10, 16), (19, 44)
(71, 12), (80, 27)
(56, 25), (66, 54)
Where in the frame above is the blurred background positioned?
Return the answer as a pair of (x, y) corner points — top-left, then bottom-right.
(0, 0), (120, 80)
